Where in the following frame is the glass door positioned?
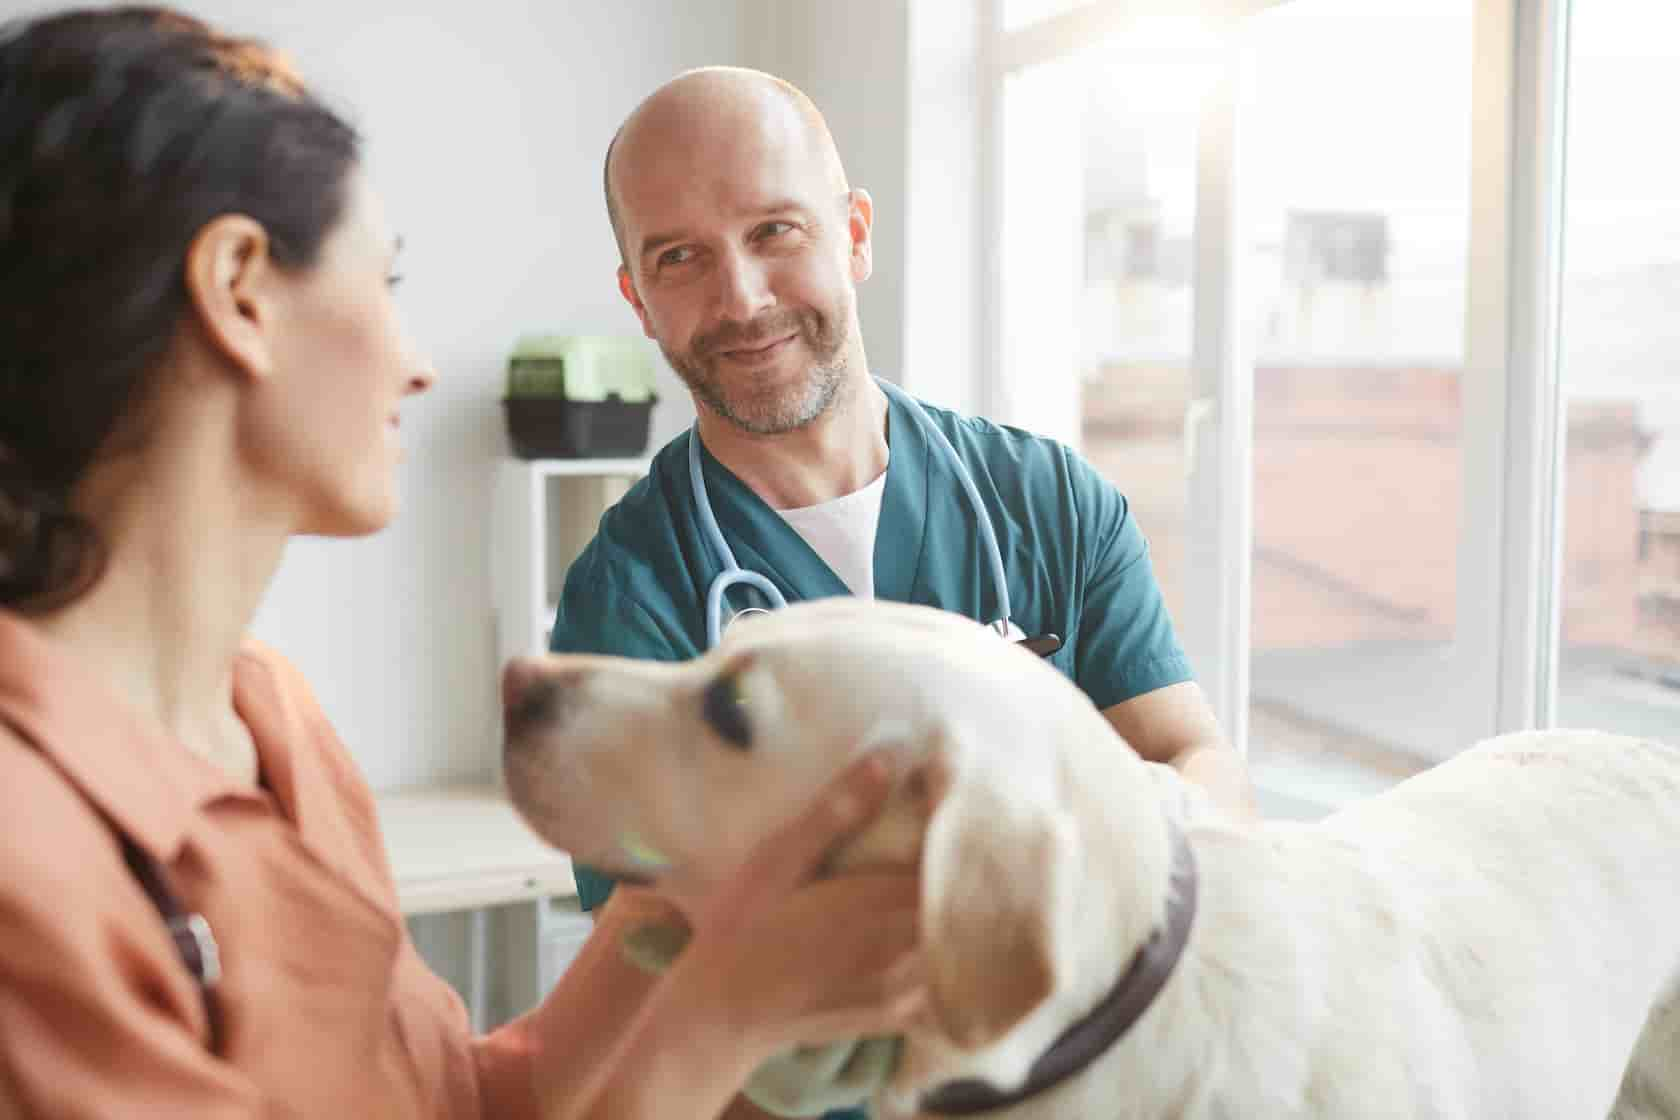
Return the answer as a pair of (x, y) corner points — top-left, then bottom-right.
(991, 0), (1484, 817)
(1554, 0), (1680, 743)
(994, 13), (1250, 744)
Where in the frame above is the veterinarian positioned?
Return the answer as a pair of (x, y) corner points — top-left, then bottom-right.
(0, 8), (926, 1116)
(557, 65), (1259, 878)
(550, 64), (1260, 1119)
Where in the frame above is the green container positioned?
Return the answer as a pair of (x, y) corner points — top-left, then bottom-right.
(505, 335), (658, 402)
(503, 335), (660, 459)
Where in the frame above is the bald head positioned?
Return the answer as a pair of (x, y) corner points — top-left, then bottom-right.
(604, 67), (849, 266)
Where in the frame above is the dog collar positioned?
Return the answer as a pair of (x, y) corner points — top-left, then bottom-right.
(919, 821), (1199, 1116)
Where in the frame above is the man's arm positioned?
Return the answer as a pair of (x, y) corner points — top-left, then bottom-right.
(1101, 680), (1259, 825)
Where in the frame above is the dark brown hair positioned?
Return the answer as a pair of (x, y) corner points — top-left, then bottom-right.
(0, 6), (359, 610)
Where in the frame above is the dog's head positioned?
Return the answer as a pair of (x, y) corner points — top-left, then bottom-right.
(502, 598), (1175, 1102)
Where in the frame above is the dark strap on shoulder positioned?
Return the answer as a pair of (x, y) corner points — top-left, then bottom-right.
(117, 833), (225, 1054)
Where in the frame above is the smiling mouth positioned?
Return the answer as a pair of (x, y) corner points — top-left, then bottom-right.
(719, 334), (796, 362)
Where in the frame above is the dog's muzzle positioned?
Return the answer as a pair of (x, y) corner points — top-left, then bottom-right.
(501, 657), (580, 744)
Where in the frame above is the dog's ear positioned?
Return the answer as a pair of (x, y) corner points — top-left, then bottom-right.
(914, 746), (1079, 1052)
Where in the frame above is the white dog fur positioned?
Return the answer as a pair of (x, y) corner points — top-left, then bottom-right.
(502, 598), (1680, 1119)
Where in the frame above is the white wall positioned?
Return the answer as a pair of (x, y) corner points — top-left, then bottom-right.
(743, 0), (910, 389)
(743, 0), (986, 414)
(903, 0), (984, 415)
(1, 0), (956, 792)
(128, 0), (749, 790)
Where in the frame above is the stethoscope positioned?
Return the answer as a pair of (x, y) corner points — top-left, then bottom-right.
(690, 378), (1062, 657)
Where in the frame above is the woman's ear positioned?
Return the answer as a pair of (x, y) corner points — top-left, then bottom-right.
(182, 214), (278, 382)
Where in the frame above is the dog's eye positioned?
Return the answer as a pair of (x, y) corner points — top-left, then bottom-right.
(702, 673), (752, 750)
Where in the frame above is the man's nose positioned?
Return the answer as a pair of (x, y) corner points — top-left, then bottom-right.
(715, 247), (775, 322)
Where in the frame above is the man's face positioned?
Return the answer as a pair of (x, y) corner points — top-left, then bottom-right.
(612, 106), (872, 435)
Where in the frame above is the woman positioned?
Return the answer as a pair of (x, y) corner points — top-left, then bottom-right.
(0, 7), (922, 1117)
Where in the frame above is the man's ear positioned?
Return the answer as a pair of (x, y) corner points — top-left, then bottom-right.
(183, 214), (277, 382)
(846, 188), (874, 284)
(618, 265), (656, 340)
(914, 743), (1078, 1052)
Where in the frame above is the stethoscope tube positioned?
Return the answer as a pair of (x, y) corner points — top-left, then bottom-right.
(902, 384), (1013, 637)
(690, 429), (790, 648)
(692, 378), (1011, 647)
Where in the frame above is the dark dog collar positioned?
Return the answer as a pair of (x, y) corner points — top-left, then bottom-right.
(919, 821), (1198, 1116)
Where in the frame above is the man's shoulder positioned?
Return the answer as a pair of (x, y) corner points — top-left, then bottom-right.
(911, 394), (1053, 447)
(908, 393), (1083, 489)
(553, 432), (698, 659)
(582, 433), (689, 563)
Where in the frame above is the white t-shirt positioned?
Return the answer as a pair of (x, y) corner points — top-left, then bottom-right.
(771, 464), (1029, 642)
(774, 470), (888, 599)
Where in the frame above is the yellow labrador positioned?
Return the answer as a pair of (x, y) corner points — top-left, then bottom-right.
(502, 598), (1680, 1119)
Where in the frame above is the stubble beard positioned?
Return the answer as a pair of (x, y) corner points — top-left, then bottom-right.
(662, 299), (854, 436)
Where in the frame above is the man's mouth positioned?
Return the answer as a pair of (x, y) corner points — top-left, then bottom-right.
(718, 333), (796, 363)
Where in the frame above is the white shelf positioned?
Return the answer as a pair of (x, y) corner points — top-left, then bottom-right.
(510, 457), (650, 479)
(492, 458), (648, 669)
(376, 783), (575, 916)
(479, 458), (643, 1025)
(377, 783), (586, 1031)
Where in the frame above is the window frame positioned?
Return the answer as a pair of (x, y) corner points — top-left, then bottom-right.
(978, 0), (1573, 752)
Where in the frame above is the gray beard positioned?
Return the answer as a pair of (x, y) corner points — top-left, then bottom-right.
(664, 311), (852, 435)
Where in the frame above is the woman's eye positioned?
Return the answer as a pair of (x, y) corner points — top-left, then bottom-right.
(385, 273), (404, 290)
(702, 673), (752, 750)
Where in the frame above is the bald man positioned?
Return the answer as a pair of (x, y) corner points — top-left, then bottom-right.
(549, 68), (1257, 1116)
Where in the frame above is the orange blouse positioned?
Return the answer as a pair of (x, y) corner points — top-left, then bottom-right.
(0, 612), (547, 1117)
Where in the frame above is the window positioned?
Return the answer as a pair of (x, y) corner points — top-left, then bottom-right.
(1000, 47), (1214, 614)
(1555, 0), (1680, 739)
(1000, 0), (1094, 34)
(993, 0), (1480, 815)
(986, 0), (1677, 819)
(1241, 0), (1473, 810)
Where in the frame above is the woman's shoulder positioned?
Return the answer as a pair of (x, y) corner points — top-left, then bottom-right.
(0, 723), (132, 893)
(233, 638), (374, 805)
(235, 637), (317, 703)
(234, 637), (345, 757)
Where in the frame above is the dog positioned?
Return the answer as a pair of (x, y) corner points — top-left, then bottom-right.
(501, 597), (1680, 1119)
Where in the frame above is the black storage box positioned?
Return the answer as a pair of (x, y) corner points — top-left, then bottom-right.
(502, 396), (654, 460)
(502, 335), (658, 460)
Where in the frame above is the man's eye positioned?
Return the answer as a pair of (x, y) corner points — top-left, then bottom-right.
(658, 246), (695, 268)
(702, 673), (752, 750)
(757, 221), (794, 240)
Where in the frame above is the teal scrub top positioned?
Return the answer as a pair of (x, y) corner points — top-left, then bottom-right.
(548, 388), (1191, 1117)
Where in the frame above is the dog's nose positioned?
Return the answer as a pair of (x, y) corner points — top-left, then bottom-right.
(502, 657), (587, 743)
(502, 656), (548, 713)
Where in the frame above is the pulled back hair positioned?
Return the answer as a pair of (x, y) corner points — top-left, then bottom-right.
(0, 6), (359, 611)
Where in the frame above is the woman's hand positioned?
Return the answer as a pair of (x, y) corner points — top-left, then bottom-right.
(555, 754), (925, 1120)
(661, 752), (926, 1059)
